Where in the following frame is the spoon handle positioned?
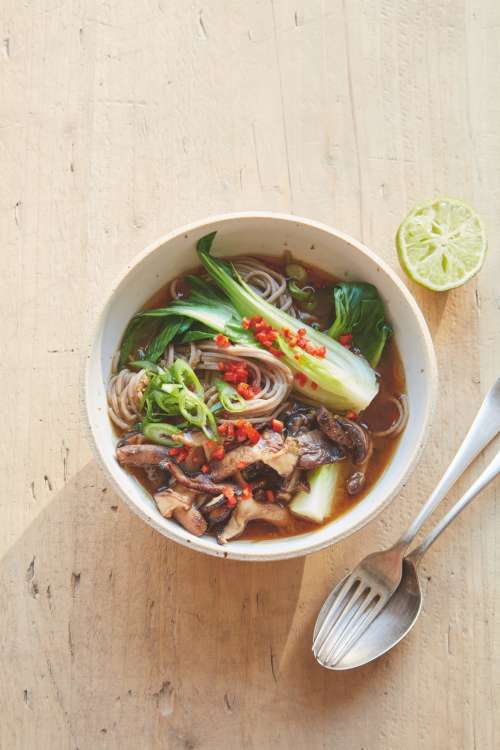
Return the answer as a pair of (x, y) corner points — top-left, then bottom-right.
(407, 450), (500, 564)
(396, 377), (500, 550)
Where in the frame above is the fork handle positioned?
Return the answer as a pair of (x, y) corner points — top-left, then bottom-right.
(407, 450), (500, 564)
(396, 377), (500, 551)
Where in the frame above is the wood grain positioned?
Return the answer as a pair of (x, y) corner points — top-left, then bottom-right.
(1, 1), (499, 748)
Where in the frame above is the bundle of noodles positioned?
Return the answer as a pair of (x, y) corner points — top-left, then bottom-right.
(107, 368), (148, 430)
(232, 258), (298, 316)
(164, 341), (294, 426)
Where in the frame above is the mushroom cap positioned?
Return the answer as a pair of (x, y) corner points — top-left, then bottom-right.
(317, 408), (372, 465)
(117, 443), (169, 466)
(154, 485), (208, 536)
(294, 430), (346, 469)
(209, 430), (297, 481)
(346, 471), (366, 495)
(217, 497), (289, 544)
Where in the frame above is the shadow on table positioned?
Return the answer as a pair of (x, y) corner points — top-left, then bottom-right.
(1, 459), (402, 745)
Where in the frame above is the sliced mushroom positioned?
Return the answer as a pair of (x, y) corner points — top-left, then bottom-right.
(117, 430), (148, 448)
(282, 403), (318, 436)
(346, 471), (366, 495)
(154, 484), (207, 536)
(164, 460), (231, 495)
(143, 465), (168, 491)
(317, 408), (372, 465)
(208, 430), (299, 480)
(174, 505), (207, 536)
(294, 430), (346, 469)
(202, 494), (226, 511)
(217, 497), (289, 545)
(276, 466), (303, 502)
(264, 437), (300, 476)
(317, 407), (373, 495)
(201, 494), (233, 527)
(117, 443), (169, 466)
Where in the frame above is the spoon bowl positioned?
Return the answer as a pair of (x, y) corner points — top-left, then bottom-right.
(314, 559), (422, 670)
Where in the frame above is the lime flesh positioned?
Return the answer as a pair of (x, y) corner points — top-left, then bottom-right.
(396, 198), (486, 291)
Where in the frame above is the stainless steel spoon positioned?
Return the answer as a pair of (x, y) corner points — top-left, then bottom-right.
(313, 448), (500, 669)
(313, 377), (500, 669)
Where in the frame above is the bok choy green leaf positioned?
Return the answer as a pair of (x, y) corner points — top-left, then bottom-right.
(145, 316), (191, 363)
(118, 317), (159, 369)
(146, 286), (255, 346)
(328, 282), (392, 367)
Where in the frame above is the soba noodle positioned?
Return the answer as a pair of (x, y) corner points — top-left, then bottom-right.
(372, 394), (408, 438)
(233, 258), (298, 316)
(108, 342), (293, 430)
(107, 368), (148, 430)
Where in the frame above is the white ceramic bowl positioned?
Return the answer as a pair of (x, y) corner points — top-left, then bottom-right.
(84, 212), (437, 561)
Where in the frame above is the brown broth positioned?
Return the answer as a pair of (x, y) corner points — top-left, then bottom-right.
(116, 256), (407, 543)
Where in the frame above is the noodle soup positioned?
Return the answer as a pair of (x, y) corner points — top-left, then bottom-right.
(108, 234), (407, 544)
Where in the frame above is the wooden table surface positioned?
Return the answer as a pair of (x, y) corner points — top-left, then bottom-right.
(2, 2), (499, 748)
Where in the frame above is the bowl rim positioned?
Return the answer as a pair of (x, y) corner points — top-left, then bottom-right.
(83, 211), (438, 561)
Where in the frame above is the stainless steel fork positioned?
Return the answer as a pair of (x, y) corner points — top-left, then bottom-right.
(313, 377), (500, 669)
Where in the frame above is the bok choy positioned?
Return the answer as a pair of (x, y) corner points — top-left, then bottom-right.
(196, 232), (379, 412)
(289, 464), (341, 523)
(328, 282), (392, 367)
(140, 275), (255, 347)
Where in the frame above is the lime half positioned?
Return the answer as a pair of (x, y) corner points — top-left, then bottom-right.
(396, 197), (486, 291)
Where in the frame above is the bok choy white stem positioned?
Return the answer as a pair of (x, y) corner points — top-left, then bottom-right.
(289, 464), (342, 523)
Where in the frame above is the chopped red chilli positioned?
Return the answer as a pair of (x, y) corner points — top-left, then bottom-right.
(214, 334), (230, 348)
(212, 445), (225, 460)
(294, 372), (307, 387)
(339, 333), (353, 347)
(236, 382), (256, 400)
(223, 485), (237, 507)
(219, 361), (249, 383)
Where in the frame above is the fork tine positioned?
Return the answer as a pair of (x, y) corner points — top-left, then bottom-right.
(315, 585), (370, 663)
(330, 596), (387, 666)
(322, 593), (386, 667)
(312, 576), (361, 655)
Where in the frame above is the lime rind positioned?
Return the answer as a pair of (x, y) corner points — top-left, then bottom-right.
(396, 197), (487, 291)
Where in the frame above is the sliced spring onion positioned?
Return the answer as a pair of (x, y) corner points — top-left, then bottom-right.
(215, 379), (246, 412)
(171, 358), (204, 397)
(143, 422), (181, 446)
(288, 280), (314, 303)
